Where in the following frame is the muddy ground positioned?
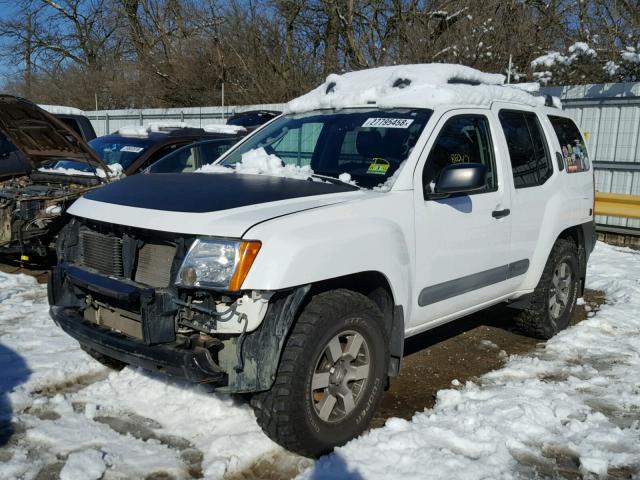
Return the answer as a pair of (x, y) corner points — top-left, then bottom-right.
(0, 258), (606, 479)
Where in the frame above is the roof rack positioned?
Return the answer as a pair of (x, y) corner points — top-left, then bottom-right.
(392, 78), (412, 89)
(447, 77), (481, 86)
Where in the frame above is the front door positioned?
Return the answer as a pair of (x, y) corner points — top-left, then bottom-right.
(411, 110), (515, 328)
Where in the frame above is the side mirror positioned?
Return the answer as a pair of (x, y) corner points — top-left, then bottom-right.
(426, 163), (487, 198)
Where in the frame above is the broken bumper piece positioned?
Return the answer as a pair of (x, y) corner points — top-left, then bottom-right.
(50, 305), (228, 385)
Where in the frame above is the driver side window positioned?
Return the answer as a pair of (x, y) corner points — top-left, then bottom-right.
(423, 115), (497, 194)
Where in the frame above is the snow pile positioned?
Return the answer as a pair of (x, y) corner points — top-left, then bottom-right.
(39, 105), (84, 116)
(199, 147), (315, 181)
(0, 271), (106, 419)
(301, 242), (640, 479)
(38, 162), (123, 179)
(118, 122), (189, 138)
(285, 64), (547, 113)
(197, 163), (234, 174)
(203, 124), (247, 135)
(0, 269), (306, 479)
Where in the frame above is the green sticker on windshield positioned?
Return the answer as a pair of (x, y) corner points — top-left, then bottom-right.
(367, 158), (390, 175)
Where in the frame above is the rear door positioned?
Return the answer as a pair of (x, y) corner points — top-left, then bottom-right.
(492, 106), (558, 276)
(412, 109), (514, 327)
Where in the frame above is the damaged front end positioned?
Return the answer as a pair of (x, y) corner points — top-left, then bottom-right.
(0, 173), (100, 255)
(0, 95), (111, 256)
(49, 218), (309, 393)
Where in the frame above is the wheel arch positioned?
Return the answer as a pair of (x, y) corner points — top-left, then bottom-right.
(557, 224), (588, 295)
(304, 271), (405, 377)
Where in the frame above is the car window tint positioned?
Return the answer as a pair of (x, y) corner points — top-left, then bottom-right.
(140, 143), (186, 171)
(548, 116), (590, 173)
(499, 110), (553, 188)
(270, 123), (323, 166)
(422, 115), (497, 194)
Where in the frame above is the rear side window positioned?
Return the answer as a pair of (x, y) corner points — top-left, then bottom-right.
(548, 116), (590, 173)
(499, 110), (553, 188)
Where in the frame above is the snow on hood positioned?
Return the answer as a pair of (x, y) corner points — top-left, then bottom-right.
(202, 124), (247, 135)
(285, 63), (553, 113)
(38, 163), (124, 179)
(197, 148), (315, 181)
(235, 148), (313, 180)
(38, 104), (84, 116)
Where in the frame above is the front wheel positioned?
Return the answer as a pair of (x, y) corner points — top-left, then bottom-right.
(251, 289), (389, 458)
(515, 238), (580, 339)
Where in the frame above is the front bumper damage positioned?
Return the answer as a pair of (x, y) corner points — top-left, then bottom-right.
(48, 262), (310, 393)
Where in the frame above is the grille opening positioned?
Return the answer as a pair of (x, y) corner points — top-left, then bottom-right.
(134, 243), (176, 288)
(79, 229), (123, 277)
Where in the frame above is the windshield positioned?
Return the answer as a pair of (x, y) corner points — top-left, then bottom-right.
(88, 136), (154, 168)
(220, 109), (432, 189)
(47, 136), (155, 173)
(147, 138), (240, 174)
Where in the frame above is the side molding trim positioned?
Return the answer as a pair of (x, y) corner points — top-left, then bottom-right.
(418, 259), (530, 307)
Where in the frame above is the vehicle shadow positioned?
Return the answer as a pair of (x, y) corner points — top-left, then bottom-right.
(403, 302), (521, 356)
(309, 452), (363, 480)
(0, 253), (56, 284)
(0, 342), (31, 446)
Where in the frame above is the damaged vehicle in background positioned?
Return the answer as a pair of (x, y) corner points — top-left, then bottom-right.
(0, 95), (111, 257)
(0, 97), (246, 258)
(50, 123), (248, 178)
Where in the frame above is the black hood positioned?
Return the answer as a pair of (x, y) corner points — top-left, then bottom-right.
(83, 172), (358, 213)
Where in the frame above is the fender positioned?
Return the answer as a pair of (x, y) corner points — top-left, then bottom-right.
(241, 192), (415, 318)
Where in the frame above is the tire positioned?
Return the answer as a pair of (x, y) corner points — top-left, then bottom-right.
(251, 289), (389, 458)
(81, 345), (127, 370)
(515, 238), (580, 339)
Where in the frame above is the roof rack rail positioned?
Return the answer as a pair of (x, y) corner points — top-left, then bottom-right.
(447, 77), (481, 86)
(392, 78), (412, 89)
(166, 127), (207, 136)
(544, 94), (559, 108)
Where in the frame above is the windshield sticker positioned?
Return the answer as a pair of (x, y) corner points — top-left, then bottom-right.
(367, 158), (390, 175)
(120, 146), (144, 153)
(362, 118), (414, 129)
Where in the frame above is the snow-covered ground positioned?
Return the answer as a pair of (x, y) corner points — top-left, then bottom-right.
(306, 242), (640, 479)
(1, 241), (639, 479)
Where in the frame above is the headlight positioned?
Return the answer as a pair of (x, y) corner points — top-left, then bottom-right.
(176, 239), (261, 290)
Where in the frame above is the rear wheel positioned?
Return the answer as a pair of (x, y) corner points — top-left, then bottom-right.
(515, 238), (580, 339)
(251, 289), (389, 458)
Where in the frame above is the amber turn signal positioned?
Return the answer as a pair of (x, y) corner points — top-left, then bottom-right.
(229, 241), (262, 291)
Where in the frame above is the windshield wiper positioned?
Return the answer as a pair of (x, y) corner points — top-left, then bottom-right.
(308, 173), (359, 188)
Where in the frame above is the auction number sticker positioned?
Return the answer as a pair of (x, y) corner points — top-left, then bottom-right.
(362, 118), (414, 128)
(120, 146), (144, 153)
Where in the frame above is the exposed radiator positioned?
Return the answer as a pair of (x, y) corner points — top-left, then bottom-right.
(134, 243), (176, 288)
(79, 229), (123, 277)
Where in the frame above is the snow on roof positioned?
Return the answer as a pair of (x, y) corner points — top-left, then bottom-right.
(117, 122), (189, 138)
(202, 124), (247, 135)
(39, 104), (84, 116)
(284, 63), (550, 113)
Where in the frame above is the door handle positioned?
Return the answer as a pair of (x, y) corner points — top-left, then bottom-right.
(492, 208), (510, 219)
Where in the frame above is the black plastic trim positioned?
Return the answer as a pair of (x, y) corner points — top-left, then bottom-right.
(418, 259), (530, 306)
(50, 306), (227, 384)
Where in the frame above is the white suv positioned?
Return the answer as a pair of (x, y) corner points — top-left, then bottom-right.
(49, 64), (595, 457)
